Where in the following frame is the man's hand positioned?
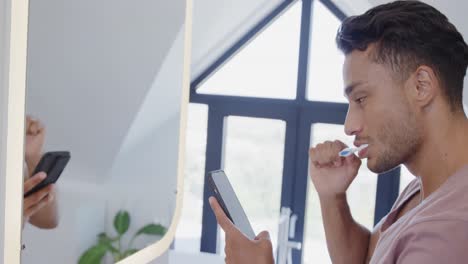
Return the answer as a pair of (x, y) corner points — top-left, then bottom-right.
(309, 140), (362, 199)
(25, 116), (46, 168)
(23, 172), (56, 225)
(209, 197), (274, 264)
(22, 117), (59, 229)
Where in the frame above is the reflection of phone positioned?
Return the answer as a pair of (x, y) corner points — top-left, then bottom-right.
(24, 151), (71, 198)
(208, 170), (256, 240)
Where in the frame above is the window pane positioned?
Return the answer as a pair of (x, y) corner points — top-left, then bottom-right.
(464, 100), (467, 116)
(307, 1), (347, 103)
(174, 103), (208, 252)
(400, 165), (416, 194)
(219, 116), (286, 254)
(197, 2), (301, 99)
(303, 124), (378, 264)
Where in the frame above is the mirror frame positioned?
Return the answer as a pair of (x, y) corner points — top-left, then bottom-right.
(0, 0), (192, 262)
(1, 0), (30, 262)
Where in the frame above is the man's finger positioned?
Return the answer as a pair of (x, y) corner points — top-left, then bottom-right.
(24, 195), (50, 218)
(26, 115), (34, 127)
(209, 196), (236, 233)
(255, 230), (271, 241)
(26, 116), (43, 133)
(24, 172), (46, 193)
(29, 120), (43, 135)
(28, 119), (38, 134)
(24, 185), (52, 208)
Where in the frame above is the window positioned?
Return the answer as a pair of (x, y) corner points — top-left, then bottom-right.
(306, 0), (346, 103)
(197, 2), (302, 99)
(219, 116), (286, 253)
(400, 165), (416, 194)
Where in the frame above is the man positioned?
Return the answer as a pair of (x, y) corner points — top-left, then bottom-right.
(209, 1), (468, 263)
(23, 116), (59, 229)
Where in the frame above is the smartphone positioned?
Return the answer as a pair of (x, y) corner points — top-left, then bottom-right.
(208, 170), (256, 240)
(24, 151), (71, 198)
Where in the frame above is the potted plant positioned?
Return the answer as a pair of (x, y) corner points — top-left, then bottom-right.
(79, 210), (167, 264)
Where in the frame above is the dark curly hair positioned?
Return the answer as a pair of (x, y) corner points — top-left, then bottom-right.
(336, 0), (468, 111)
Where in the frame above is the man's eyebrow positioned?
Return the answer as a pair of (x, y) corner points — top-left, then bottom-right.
(344, 81), (364, 98)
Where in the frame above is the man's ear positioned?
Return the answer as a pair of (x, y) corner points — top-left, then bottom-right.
(407, 65), (438, 108)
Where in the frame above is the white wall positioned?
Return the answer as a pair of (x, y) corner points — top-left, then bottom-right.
(25, 0), (185, 182)
(21, 180), (107, 263)
(102, 24), (187, 252)
(105, 116), (180, 251)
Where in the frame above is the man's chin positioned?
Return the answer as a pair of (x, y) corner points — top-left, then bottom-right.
(367, 158), (400, 174)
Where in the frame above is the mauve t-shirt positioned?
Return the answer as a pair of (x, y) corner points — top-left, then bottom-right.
(370, 165), (468, 264)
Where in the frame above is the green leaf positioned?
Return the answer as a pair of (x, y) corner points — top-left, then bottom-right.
(103, 242), (119, 254)
(78, 244), (108, 264)
(97, 233), (119, 254)
(98, 233), (118, 243)
(123, 249), (138, 258)
(98, 233), (110, 243)
(135, 223), (167, 237)
(114, 210), (130, 235)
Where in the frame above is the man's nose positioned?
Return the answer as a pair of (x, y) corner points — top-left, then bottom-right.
(344, 109), (362, 136)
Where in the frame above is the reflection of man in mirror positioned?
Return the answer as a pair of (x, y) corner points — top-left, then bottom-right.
(22, 116), (59, 229)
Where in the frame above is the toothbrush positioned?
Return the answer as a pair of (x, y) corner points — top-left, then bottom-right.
(339, 144), (369, 157)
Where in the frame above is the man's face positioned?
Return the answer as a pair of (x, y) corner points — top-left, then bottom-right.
(343, 47), (422, 173)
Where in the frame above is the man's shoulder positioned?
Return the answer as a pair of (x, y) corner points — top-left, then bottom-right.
(405, 216), (468, 232)
(394, 218), (468, 263)
(391, 177), (420, 211)
(415, 167), (468, 220)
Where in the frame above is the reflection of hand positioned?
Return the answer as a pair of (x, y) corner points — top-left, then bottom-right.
(23, 172), (55, 224)
(25, 115), (46, 162)
(209, 197), (274, 264)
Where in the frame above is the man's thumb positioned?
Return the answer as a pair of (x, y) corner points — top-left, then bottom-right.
(344, 153), (360, 165)
(255, 231), (271, 241)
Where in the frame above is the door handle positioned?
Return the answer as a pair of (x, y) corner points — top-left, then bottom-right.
(277, 207), (302, 264)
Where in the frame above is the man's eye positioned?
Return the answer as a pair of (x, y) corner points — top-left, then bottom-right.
(355, 97), (366, 104)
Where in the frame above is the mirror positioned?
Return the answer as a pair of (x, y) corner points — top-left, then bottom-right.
(21, 0), (191, 263)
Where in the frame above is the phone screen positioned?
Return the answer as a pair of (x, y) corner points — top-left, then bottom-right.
(208, 170), (256, 240)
